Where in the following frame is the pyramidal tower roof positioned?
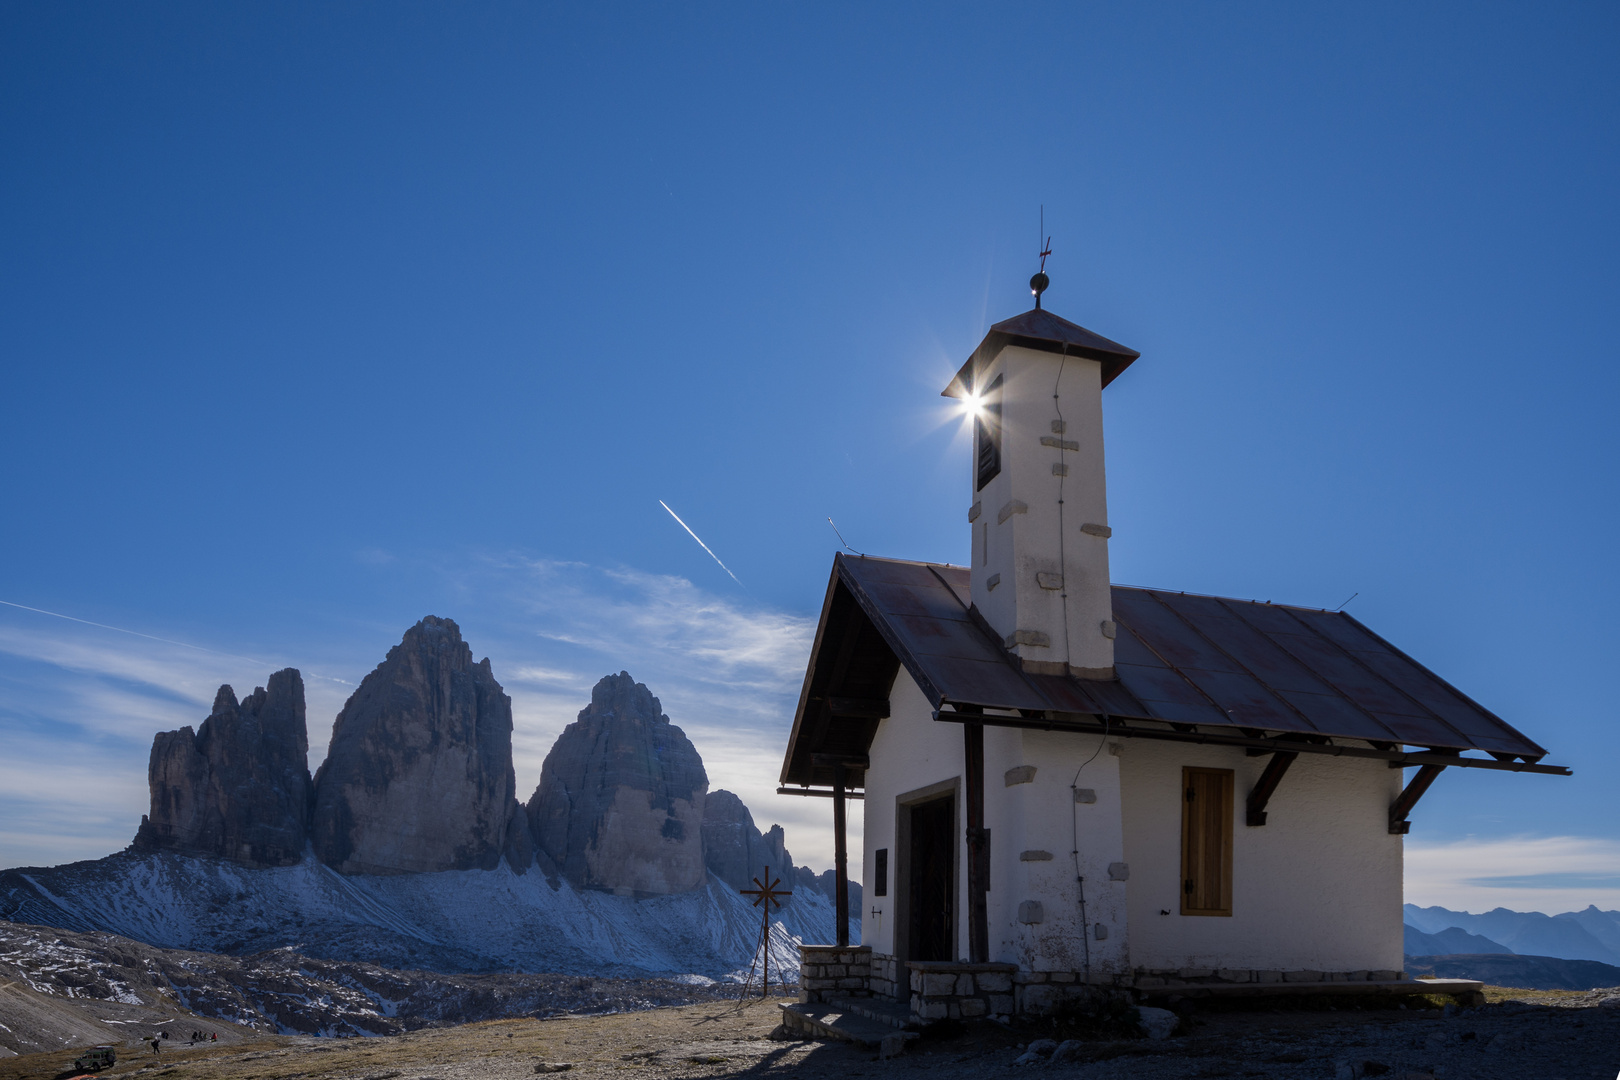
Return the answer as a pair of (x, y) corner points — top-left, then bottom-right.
(942, 307), (1141, 398)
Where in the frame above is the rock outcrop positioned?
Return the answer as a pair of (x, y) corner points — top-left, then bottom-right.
(133, 669), (312, 867)
(527, 673), (708, 895)
(700, 790), (861, 913)
(701, 789), (792, 892)
(311, 617), (522, 875)
(120, 619), (849, 916)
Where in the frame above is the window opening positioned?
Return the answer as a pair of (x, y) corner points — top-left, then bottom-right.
(975, 374), (1004, 491)
(1180, 766), (1234, 916)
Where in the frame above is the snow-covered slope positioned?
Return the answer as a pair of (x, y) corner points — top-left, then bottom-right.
(1, 851), (857, 980)
(0, 919), (739, 1050)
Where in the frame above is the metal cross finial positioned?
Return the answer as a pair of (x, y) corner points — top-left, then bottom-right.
(1031, 206), (1052, 309)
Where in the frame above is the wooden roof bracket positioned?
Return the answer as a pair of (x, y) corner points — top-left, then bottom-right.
(1388, 763), (1447, 834)
(776, 786), (866, 800)
(1245, 750), (1298, 827)
(811, 753), (870, 769)
(828, 697), (890, 719)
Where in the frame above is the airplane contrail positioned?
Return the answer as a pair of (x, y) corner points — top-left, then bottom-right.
(658, 501), (743, 587)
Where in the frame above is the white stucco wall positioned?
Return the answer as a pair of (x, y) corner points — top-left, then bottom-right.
(1119, 739), (1404, 973)
(862, 671), (1132, 973)
(863, 673), (1404, 975)
(990, 727), (1131, 974)
(865, 676), (1405, 975)
(861, 670), (963, 958)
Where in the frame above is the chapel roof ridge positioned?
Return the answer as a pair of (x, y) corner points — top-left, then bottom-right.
(835, 551), (1340, 615)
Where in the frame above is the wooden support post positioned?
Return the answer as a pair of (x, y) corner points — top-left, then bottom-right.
(1245, 751), (1298, 827)
(1389, 763), (1446, 834)
(964, 720), (988, 964)
(833, 763), (849, 947)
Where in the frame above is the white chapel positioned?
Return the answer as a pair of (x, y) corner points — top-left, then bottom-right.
(777, 273), (1567, 1025)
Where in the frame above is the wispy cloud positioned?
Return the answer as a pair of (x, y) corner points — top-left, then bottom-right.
(462, 556), (843, 868)
(0, 729), (150, 868)
(1405, 835), (1620, 915)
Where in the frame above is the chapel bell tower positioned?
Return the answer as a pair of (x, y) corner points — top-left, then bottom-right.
(941, 273), (1140, 680)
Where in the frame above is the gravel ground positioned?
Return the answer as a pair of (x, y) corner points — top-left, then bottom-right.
(1, 988), (1616, 1080)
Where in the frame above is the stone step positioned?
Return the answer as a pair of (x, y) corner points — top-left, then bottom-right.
(822, 994), (914, 1031)
(779, 1003), (918, 1055)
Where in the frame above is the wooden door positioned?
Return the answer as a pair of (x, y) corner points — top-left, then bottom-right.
(907, 794), (956, 961)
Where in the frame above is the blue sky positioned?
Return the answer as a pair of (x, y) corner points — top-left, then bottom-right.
(2, 3), (1617, 914)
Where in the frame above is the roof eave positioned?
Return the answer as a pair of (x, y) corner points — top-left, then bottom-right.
(941, 331), (1140, 398)
(778, 562), (847, 787)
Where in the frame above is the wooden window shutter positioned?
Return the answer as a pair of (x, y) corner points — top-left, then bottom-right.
(1180, 766), (1234, 916)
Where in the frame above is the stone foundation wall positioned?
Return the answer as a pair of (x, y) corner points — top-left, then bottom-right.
(1130, 967), (1405, 990)
(797, 945), (872, 1003)
(870, 952), (901, 1000)
(794, 945), (1404, 1018)
(908, 961), (1017, 1023)
(1013, 969), (1130, 1016)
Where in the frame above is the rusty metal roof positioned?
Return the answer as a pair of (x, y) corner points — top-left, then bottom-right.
(942, 308), (1141, 399)
(780, 554), (1554, 786)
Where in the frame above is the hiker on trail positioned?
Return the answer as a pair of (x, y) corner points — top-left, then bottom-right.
(150, 1038), (161, 1056)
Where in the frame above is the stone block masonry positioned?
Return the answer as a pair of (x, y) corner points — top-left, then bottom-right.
(908, 961), (1018, 1023)
(1129, 967), (1405, 990)
(798, 946), (1410, 1019)
(869, 952), (900, 1000)
(797, 945), (872, 1003)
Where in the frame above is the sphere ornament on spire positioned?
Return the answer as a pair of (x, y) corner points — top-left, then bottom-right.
(1030, 270), (1049, 309)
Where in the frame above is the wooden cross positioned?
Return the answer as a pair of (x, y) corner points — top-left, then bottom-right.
(739, 866), (791, 997)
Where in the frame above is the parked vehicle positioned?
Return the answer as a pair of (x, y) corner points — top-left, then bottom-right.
(73, 1045), (117, 1072)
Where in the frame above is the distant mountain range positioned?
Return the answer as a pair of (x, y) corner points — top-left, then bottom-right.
(1403, 923), (1511, 956)
(1403, 903), (1620, 991)
(0, 617), (857, 979)
(1405, 903), (1620, 965)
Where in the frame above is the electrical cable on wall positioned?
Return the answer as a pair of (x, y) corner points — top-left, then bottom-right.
(1070, 714), (1111, 985)
(1053, 350), (1072, 666)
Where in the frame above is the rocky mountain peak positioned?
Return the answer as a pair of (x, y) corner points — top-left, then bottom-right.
(527, 672), (708, 895)
(585, 672), (666, 726)
(701, 789), (792, 893)
(311, 617), (526, 875)
(133, 667), (312, 868)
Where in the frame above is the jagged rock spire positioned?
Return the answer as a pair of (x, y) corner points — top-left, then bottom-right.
(133, 668), (312, 868)
(311, 616), (525, 875)
(527, 672), (709, 896)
